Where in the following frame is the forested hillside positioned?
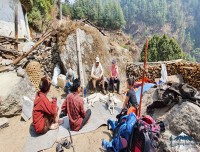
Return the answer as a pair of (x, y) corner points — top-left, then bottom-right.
(120, 0), (200, 62)
(70, 0), (125, 29)
(27, 0), (200, 62)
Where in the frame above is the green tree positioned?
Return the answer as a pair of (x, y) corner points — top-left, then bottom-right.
(191, 48), (200, 62)
(62, 3), (72, 16)
(185, 53), (196, 62)
(72, 0), (125, 29)
(140, 34), (184, 62)
(28, 0), (55, 32)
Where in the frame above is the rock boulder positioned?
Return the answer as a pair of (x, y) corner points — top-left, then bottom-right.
(0, 72), (36, 117)
(166, 102), (200, 142)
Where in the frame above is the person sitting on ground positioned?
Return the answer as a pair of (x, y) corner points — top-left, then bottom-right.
(61, 78), (91, 131)
(64, 68), (77, 94)
(91, 56), (106, 94)
(32, 77), (62, 134)
(122, 78), (138, 114)
(110, 59), (120, 94)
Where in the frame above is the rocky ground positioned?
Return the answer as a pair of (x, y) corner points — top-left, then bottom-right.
(0, 115), (112, 152)
(0, 81), (114, 152)
(1, 72), (200, 152)
(141, 87), (200, 151)
(0, 70), (127, 152)
(0, 20), (200, 152)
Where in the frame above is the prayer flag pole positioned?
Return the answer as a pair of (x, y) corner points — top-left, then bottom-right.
(138, 39), (148, 116)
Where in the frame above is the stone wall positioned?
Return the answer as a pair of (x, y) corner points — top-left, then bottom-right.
(0, 35), (60, 79)
(28, 36), (61, 78)
(126, 60), (200, 90)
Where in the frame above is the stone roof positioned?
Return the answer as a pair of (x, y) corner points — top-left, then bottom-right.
(20, 0), (33, 12)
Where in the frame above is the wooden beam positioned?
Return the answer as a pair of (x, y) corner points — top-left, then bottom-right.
(83, 19), (106, 36)
(138, 39), (148, 117)
(59, 0), (62, 20)
(76, 29), (85, 94)
(15, 1), (18, 50)
(0, 46), (20, 56)
(13, 31), (54, 65)
(0, 66), (10, 73)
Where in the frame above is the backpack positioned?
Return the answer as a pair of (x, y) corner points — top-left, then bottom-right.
(123, 115), (165, 152)
(102, 113), (137, 152)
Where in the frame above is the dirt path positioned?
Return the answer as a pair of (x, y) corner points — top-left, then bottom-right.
(0, 115), (111, 152)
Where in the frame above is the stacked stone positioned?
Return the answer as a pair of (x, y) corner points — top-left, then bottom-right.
(0, 36), (17, 67)
(178, 62), (200, 90)
(0, 36), (16, 50)
(126, 60), (200, 90)
(0, 35), (60, 78)
(28, 36), (60, 78)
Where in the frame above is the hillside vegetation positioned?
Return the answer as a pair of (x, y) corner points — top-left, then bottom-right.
(27, 0), (200, 62)
(120, 0), (200, 62)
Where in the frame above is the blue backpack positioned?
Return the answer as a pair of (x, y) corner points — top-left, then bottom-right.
(102, 113), (137, 152)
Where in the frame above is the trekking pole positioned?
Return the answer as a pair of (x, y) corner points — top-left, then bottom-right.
(67, 128), (76, 152)
(138, 39), (149, 117)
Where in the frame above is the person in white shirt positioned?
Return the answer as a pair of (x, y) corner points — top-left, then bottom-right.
(91, 57), (106, 94)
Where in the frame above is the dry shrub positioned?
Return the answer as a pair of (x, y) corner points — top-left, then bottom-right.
(57, 20), (110, 73)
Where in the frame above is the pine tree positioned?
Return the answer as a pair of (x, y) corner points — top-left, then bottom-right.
(141, 34), (184, 62)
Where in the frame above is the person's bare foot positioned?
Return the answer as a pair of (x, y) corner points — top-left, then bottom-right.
(49, 123), (59, 130)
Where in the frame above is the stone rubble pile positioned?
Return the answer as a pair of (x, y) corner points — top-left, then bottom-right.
(28, 37), (60, 77)
(0, 35), (61, 78)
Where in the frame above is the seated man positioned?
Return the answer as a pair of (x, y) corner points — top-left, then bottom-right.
(91, 57), (106, 94)
(32, 77), (62, 134)
(61, 79), (91, 131)
(110, 60), (120, 94)
(64, 68), (77, 94)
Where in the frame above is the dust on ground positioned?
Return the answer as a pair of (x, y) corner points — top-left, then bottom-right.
(0, 115), (110, 152)
(0, 85), (125, 152)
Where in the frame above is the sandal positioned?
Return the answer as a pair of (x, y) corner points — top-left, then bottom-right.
(61, 139), (71, 149)
(56, 143), (64, 152)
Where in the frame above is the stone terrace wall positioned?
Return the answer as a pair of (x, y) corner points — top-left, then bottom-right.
(126, 60), (200, 90)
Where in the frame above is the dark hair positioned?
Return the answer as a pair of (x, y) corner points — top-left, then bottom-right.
(39, 77), (51, 93)
(127, 78), (134, 86)
(70, 78), (81, 92)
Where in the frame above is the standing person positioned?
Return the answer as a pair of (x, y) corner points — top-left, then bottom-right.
(110, 59), (120, 94)
(91, 56), (106, 94)
(61, 79), (91, 131)
(32, 77), (62, 134)
(122, 78), (138, 112)
(64, 68), (77, 94)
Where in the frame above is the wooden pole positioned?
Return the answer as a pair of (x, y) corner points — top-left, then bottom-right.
(13, 31), (53, 65)
(15, 0), (18, 50)
(0, 46), (20, 56)
(59, 0), (62, 20)
(76, 29), (84, 95)
(138, 39), (148, 116)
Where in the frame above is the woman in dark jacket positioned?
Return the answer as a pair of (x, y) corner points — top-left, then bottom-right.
(122, 78), (138, 110)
